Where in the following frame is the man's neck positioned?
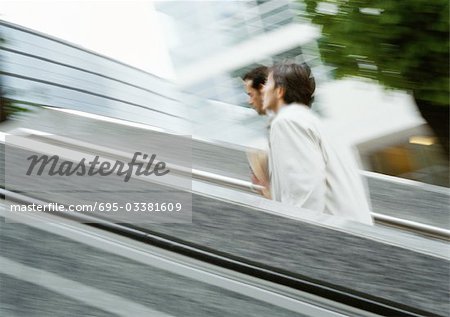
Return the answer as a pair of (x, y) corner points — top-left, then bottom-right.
(274, 100), (287, 113)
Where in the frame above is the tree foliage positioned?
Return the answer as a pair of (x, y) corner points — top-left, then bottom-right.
(304, 0), (449, 152)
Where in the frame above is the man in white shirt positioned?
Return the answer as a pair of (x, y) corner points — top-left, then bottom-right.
(262, 63), (373, 225)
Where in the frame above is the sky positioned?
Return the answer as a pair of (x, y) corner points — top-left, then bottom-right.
(0, 0), (175, 79)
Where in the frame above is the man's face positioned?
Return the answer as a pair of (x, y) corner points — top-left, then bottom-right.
(262, 72), (280, 113)
(244, 80), (265, 115)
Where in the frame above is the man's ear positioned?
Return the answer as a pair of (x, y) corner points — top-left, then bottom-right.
(276, 87), (285, 100)
(257, 84), (265, 93)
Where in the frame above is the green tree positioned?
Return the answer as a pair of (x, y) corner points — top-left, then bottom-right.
(304, 0), (449, 154)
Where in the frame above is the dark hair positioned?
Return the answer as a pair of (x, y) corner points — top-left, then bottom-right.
(270, 63), (315, 107)
(242, 66), (268, 89)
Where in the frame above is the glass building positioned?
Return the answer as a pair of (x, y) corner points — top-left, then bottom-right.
(156, 0), (324, 108)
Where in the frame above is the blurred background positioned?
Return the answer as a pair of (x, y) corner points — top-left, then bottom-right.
(0, 1), (449, 317)
(1, 0), (448, 187)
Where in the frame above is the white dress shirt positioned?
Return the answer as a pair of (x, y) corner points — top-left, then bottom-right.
(269, 104), (373, 225)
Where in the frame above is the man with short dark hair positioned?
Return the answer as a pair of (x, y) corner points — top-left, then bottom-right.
(242, 66), (268, 115)
(263, 63), (373, 224)
(243, 66), (271, 197)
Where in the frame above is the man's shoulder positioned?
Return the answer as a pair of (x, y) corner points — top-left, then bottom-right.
(272, 104), (321, 130)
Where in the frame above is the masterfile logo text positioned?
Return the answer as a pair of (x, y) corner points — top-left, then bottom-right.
(26, 152), (170, 182)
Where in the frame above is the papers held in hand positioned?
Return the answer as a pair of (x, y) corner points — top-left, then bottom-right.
(247, 150), (271, 199)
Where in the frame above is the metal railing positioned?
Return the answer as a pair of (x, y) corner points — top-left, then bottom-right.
(3, 129), (449, 241)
